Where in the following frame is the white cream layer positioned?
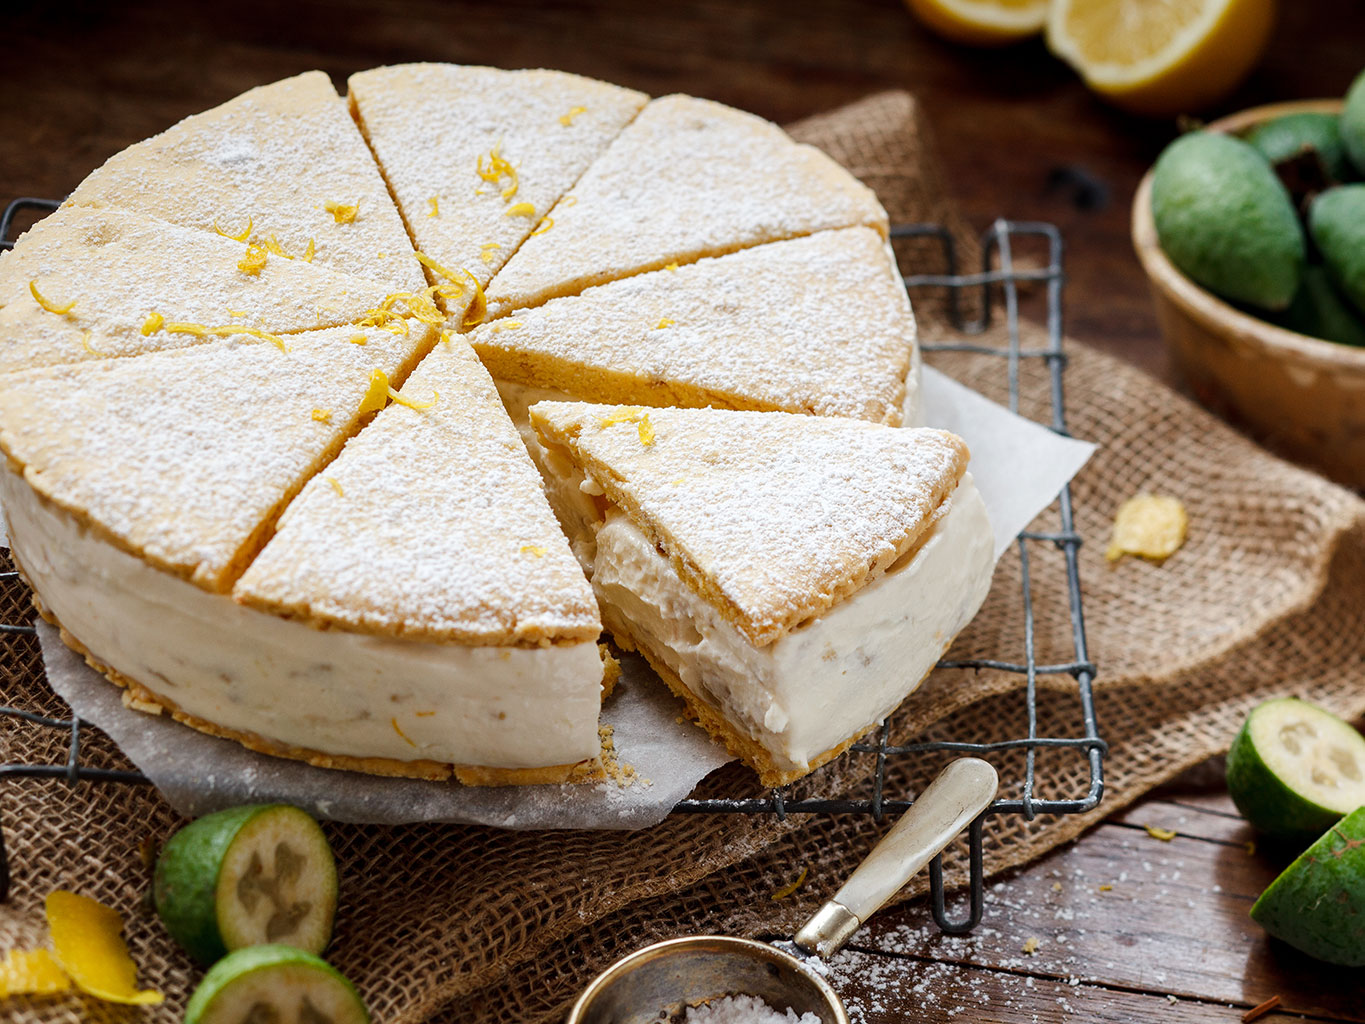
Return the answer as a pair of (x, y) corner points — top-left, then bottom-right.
(2, 468), (604, 772)
(495, 378), (606, 571)
(591, 474), (994, 774)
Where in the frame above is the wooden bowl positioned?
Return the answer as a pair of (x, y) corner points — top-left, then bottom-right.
(1132, 99), (1365, 489)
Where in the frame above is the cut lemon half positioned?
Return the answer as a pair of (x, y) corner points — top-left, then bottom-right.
(905, 0), (1048, 47)
(1046, 0), (1276, 117)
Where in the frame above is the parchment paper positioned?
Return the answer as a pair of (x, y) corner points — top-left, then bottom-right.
(34, 366), (1095, 830)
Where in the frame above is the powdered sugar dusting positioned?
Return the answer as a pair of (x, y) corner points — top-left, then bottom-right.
(0, 206), (396, 373)
(471, 227), (911, 424)
(349, 64), (647, 289)
(0, 323), (425, 589)
(66, 70), (424, 294)
(236, 337), (600, 645)
(486, 94), (888, 317)
(531, 403), (967, 646)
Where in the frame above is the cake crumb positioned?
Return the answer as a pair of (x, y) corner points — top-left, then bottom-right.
(1021, 936), (1040, 954)
(597, 725), (649, 790)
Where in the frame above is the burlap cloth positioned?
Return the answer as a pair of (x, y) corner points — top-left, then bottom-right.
(3, 91), (1364, 1023)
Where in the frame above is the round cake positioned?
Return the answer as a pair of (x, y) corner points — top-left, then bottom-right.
(0, 64), (985, 789)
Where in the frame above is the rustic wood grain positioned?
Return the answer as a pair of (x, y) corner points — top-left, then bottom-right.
(4, 3), (1363, 1018)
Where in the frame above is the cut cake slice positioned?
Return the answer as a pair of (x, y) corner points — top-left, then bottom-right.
(472, 227), (917, 427)
(0, 322), (433, 591)
(234, 338), (606, 782)
(529, 401), (995, 785)
(348, 64), (648, 298)
(65, 71), (424, 294)
(0, 206), (397, 373)
(485, 94), (888, 318)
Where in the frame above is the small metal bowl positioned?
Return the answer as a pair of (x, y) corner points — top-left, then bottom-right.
(567, 935), (846, 1024)
(567, 758), (999, 1024)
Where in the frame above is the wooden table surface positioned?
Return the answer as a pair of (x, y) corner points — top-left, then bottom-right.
(5, 3), (1364, 1021)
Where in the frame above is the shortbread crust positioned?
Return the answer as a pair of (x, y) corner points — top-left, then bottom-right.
(236, 337), (601, 647)
(0, 206), (397, 372)
(485, 94), (888, 317)
(0, 322), (434, 590)
(471, 227), (914, 425)
(66, 70), (424, 294)
(348, 64), (647, 293)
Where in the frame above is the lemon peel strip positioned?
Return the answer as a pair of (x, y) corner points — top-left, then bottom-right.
(237, 244), (268, 276)
(530, 216), (554, 237)
(0, 948), (71, 996)
(460, 271), (488, 329)
(29, 281), (75, 316)
(770, 865), (808, 900)
(387, 386), (438, 411)
(45, 892), (162, 1005)
(504, 202), (536, 218)
(212, 215), (252, 242)
(559, 105), (587, 126)
(140, 312), (164, 336)
(324, 200), (359, 224)
(358, 368), (390, 415)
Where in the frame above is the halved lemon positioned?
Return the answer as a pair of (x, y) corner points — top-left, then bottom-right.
(905, 0), (1049, 47)
(1046, 0), (1277, 117)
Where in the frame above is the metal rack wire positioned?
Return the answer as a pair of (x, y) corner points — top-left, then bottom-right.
(0, 203), (1103, 934)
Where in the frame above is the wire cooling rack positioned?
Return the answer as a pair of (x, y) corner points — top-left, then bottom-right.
(0, 202), (1103, 933)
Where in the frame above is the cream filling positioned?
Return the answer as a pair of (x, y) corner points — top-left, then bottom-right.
(591, 475), (994, 774)
(495, 378), (605, 572)
(1, 468), (603, 772)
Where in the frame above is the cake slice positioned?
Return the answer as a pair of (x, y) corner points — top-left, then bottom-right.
(472, 227), (917, 427)
(529, 402), (995, 786)
(65, 71), (424, 294)
(234, 338), (605, 783)
(485, 94), (888, 317)
(0, 322), (433, 590)
(0, 206), (399, 373)
(348, 64), (647, 300)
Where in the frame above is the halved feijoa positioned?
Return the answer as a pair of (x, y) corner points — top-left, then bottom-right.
(1226, 698), (1365, 839)
(184, 945), (368, 1024)
(1250, 806), (1365, 966)
(153, 803), (337, 965)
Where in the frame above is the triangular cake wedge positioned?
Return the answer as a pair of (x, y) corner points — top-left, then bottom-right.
(234, 339), (606, 784)
(472, 227), (918, 427)
(0, 206), (398, 373)
(65, 71), (424, 294)
(530, 402), (995, 786)
(348, 64), (647, 296)
(485, 94), (888, 317)
(0, 322), (433, 590)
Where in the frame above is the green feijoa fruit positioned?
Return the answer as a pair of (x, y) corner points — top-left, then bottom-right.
(1226, 698), (1365, 838)
(1246, 112), (1355, 183)
(1309, 185), (1365, 316)
(153, 803), (337, 966)
(1250, 806), (1365, 966)
(184, 945), (368, 1024)
(1275, 265), (1365, 347)
(1151, 132), (1305, 312)
(1342, 68), (1365, 176)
